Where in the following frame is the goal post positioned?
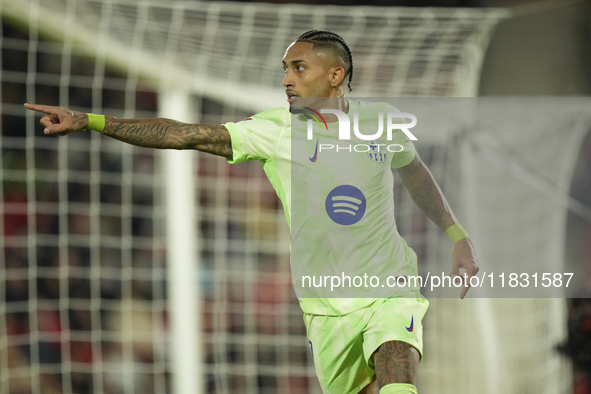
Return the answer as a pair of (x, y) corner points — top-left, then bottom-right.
(159, 90), (202, 394)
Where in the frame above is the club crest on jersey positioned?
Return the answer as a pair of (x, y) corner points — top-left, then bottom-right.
(367, 140), (387, 164)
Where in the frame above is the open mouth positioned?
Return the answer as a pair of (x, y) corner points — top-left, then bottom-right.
(286, 92), (298, 103)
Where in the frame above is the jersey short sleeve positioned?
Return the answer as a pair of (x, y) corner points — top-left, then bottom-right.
(223, 106), (290, 164)
(389, 111), (417, 169)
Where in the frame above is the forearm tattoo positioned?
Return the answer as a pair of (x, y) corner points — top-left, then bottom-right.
(375, 341), (418, 387)
(411, 178), (447, 228)
(105, 120), (168, 145)
(102, 118), (233, 158)
(399, 159), (454, 231)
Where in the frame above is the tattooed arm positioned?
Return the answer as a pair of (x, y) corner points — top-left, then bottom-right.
(23, 104), (232, 158)
(397, 153), (456, 231)
(397, 153), (478, 298)
(102, 118), (231, 157)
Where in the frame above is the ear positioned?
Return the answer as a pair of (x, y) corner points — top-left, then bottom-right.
(329, 66), (345, 88)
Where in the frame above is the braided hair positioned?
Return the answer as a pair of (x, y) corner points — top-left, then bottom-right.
(297, 30), (354, 92)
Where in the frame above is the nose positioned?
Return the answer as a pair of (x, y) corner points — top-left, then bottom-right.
(282, 69), (293, 88)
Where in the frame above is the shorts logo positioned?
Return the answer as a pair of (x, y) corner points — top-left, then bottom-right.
(309, 340), (314, 357)
(325, 185), (366, 225)
(406, 315), (414, 332)
(367, 140), (387, 164)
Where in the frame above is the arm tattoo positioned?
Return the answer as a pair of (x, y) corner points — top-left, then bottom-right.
(411, 178), (445, 226)
(178, 122), (233, 158)
(106, 120), (168, 145)
(102, 118), (233, 158)
(398, 157), (455, 231)
(375, 341), (418, 387)
(71, 111), (88, 129)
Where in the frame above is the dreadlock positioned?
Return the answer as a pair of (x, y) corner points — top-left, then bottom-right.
(297, 30), (354, 92)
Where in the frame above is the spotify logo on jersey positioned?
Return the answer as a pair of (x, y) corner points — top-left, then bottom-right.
(325, 185), (367, 225)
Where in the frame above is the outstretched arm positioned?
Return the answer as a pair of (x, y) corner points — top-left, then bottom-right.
(23, 103), (232, 158)
(397, 153), (478, 299)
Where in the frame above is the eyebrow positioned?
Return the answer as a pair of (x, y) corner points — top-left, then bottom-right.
(282, 59), (308, 66)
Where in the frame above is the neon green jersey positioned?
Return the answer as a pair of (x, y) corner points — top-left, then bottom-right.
(224, 99), (420, 315)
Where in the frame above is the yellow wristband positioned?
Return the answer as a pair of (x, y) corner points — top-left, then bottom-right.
(445, 223), (469, 243)
(87, 113), (105, 132)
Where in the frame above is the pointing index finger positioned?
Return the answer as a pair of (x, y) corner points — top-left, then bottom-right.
(24, 103), (54, 114)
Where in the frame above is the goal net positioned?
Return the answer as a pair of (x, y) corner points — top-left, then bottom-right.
(1, 0), (582, 393)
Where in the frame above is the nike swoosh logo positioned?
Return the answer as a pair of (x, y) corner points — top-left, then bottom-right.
(309, 139), (319, 162)
(406, 315), (414, 332)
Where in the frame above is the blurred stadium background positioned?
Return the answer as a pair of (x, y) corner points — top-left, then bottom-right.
(1, 0), (590, 393)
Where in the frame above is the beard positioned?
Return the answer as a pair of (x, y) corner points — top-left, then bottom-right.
(289, 104), (305, 114)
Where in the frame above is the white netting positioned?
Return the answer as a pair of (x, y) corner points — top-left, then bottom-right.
(0, 14), (171, 394)
(411, 98), (591, 394)
(3, 0), (506, 105)
(3, 1), (581, 394)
